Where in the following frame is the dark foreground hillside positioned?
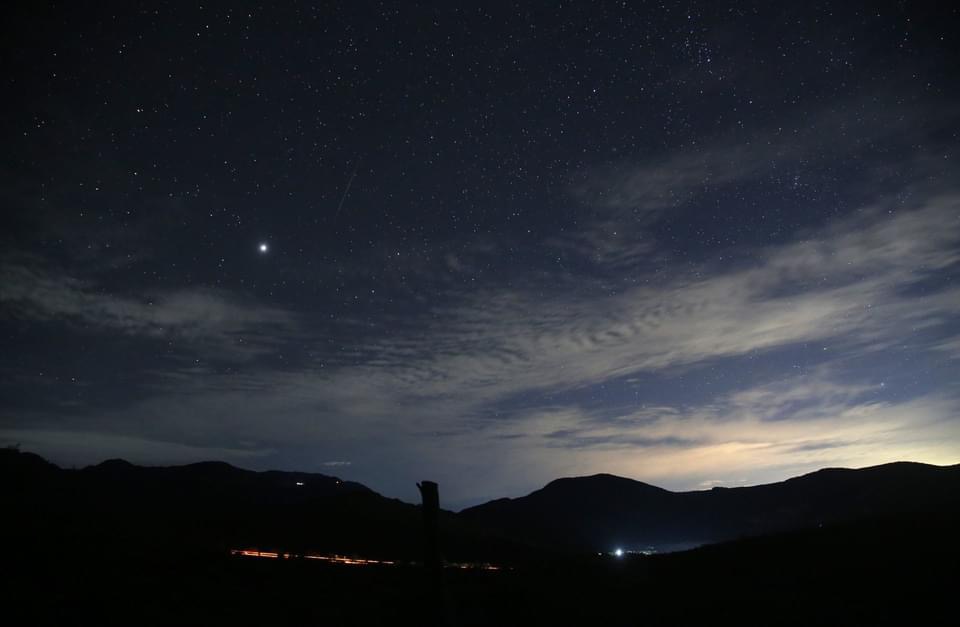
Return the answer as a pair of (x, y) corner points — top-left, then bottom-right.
(2, 449), (957, 625)
(3, 506), (956, 626)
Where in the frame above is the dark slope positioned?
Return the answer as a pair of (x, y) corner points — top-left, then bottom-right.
(461, 462), (960, 552)
(464, 473), (678, 551)
(0, 448), (529, 564)
(6, 459), (956, 627)
(7, 449), (959, 564)
(4, 450), (959, 625)
(78, 456), (371, 503)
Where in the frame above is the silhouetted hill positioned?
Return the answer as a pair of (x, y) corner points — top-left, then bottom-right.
(0, 448), (530, 565)
(4, 449), (959, 625)
(6, 448), (960, 567)
(1, 447), (59, 474)
(461, 461), (960, 553)
(76, 455), (371, 507)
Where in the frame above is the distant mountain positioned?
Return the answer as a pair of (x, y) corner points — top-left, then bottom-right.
(0, 448), (528, 564)
(460, 462), (960, 553)
(5, 448), (958, 625)
(7, 448), (959, 562)
(1, 447), (371, 515)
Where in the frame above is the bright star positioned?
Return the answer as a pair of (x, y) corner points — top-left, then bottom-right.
(258, 243), (269, 253)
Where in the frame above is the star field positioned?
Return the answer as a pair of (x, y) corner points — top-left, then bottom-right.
(1, 1), (958, 506)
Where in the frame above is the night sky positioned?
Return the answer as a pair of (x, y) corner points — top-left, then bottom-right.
(2, 1), (958, 508)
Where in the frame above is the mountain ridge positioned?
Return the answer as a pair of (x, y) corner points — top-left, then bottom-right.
(461, 460), (960, 552)
(499, 460), (960, 500)
(9, 446), (954, 504)
(5, 447), (960, 558)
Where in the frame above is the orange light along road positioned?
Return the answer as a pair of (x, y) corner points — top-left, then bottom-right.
(230, 549), (394, 566)
(230, 549), (501, 571)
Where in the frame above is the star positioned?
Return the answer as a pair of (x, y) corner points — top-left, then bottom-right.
(258, 243), (269, 254)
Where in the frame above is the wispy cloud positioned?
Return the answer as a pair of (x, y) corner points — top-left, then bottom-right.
(574, 94), (958, 217)
(340, 194), (960, 409)
(11, 188), (952, 501)
(471, 372), (960, 494)
(0, 263), (296, 358)
(4, 97), (959, 504)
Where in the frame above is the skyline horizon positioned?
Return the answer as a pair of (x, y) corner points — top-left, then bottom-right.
(8, 445), (957, 510)
(3, 2), (959, 510)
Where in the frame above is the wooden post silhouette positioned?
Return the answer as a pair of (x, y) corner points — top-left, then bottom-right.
(417, 481), (444, 626)
(417, 480), (440, 571)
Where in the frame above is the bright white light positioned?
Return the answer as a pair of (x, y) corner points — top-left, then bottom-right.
(258, 243), (269, 253)
(295, 481), (304, 486)
(614, 548), (624, 557)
